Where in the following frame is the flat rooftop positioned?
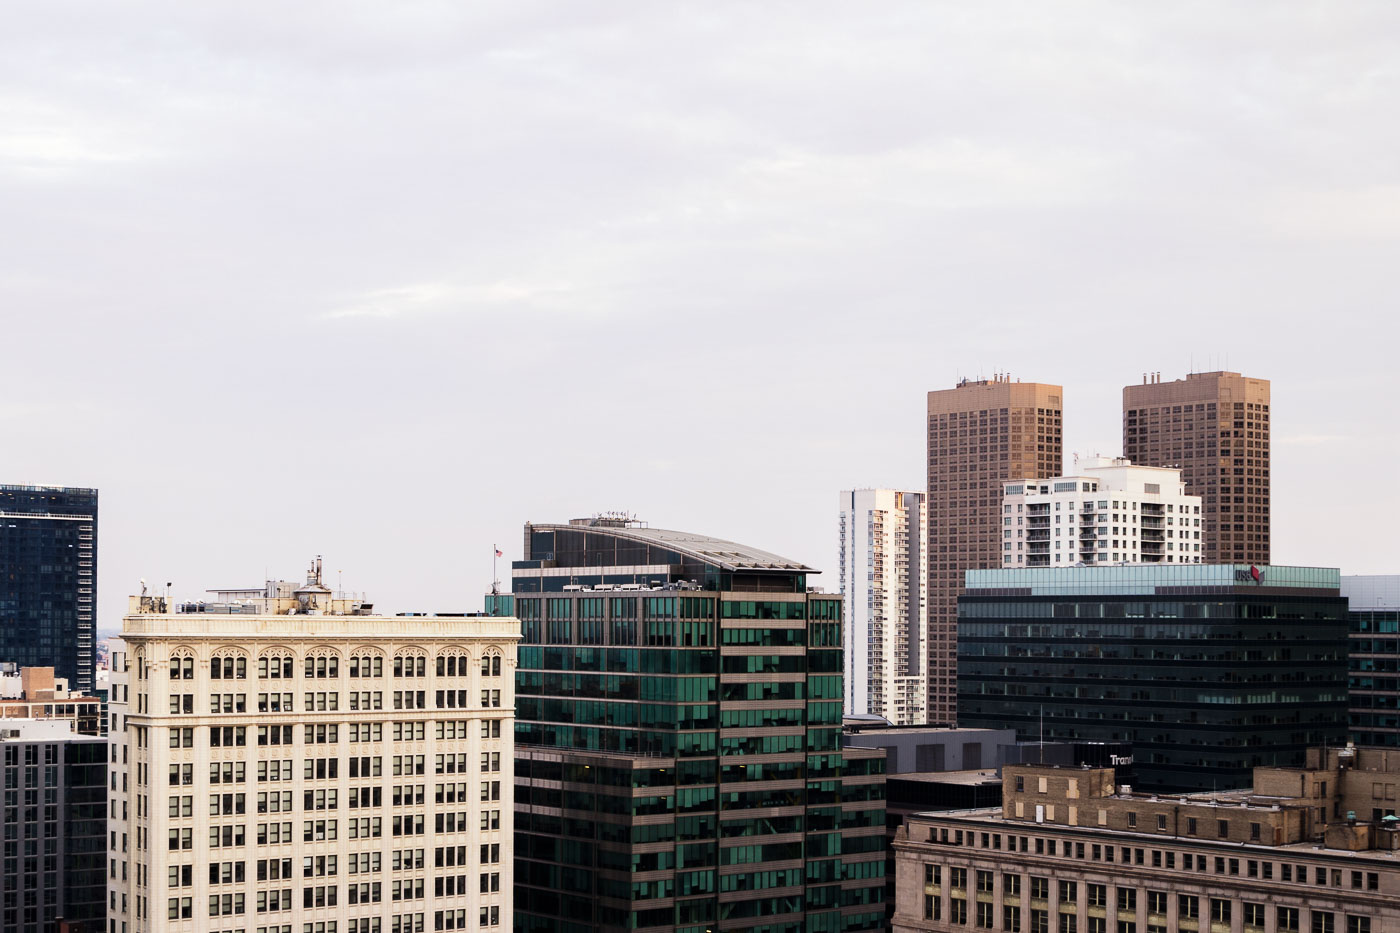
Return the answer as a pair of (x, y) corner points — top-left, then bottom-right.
(907, 806), (1400, 859)
(966, 563), (1340, 594)
(892, 769), (1002, 786)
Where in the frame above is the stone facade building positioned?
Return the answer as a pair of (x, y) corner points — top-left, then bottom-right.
(893, 746), (1400, 933)
(106, 565), (519, 933)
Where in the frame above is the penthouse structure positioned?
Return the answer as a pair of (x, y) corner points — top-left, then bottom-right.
(893, 747), (1400, 933)
(0, 484), (98, 692)
(926, 376), (1063, 724)
(839, 489), (926, 724)
(1124, 371), (1270, 564)
(1000, 457), (1202, 568)
(495, 516), (887, 933)
(957, 564), (1349, 791)
(107, 562), (520, 933)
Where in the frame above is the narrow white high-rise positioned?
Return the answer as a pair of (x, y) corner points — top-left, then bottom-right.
(1001, 456), (1203, 567)
(839, 489), (926, 725)
(106, 561), (520, 933)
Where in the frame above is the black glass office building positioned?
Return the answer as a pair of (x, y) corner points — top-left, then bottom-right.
(0, 485), (98, 692)
(1342, 575), (1400, 746)
(491, 518), (887, 933)
(957, 564), (1349, 792)
(0, 729), (107, 933)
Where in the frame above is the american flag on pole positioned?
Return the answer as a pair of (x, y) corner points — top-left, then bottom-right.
(495, 546), (503, 558)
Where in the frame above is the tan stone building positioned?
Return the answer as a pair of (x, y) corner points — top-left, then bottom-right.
(926, 376), (1063, 724)
(1123, 371), (1270, 564)
(894, 747), (1400, 933)
(106, 565), (519, 933)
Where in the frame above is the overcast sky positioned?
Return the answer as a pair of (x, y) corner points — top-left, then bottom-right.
(4, 2), (1398, 629)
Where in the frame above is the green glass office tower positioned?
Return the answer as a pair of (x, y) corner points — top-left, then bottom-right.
(491, 518), (886, 933)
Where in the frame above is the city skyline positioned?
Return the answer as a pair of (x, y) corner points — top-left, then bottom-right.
(64, 365), (1399, 634)
(5, 4), (1398, 631)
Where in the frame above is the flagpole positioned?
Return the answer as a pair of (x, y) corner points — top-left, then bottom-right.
(492, 545), (499, 596)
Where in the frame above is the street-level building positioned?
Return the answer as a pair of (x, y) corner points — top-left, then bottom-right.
(0, 717), (106, 933)
(1343, 575), (1400, 747)
(893, 747), (1400, 933)
(957, 564), (1349, 791)
(0, 484), (98, 692)
(1001, 457), (1202, 568)
(497, 516), (887, 933)
(107, 563), (520, 933)
(839, 489), (926, 724)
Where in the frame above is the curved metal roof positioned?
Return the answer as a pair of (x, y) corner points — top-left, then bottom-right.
(534, 523), (813, 573)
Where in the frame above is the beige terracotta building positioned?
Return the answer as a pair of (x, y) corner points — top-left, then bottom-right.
(893, 747), (1400, 933)
(926, 376), (1062, 723)
(1123, 371), (1270, 565)
(106, 565), (519, 933)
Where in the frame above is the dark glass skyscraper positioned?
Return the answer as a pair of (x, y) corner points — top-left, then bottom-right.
(491, 517), (886, 933)
(0, 485), (98, 692)
(1342, 575), (1400, 746)
(0, 723), (107, 933)
(957, 564), (1349, 792)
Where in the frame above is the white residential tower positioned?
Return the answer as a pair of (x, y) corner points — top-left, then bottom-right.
(1001, 457), (1203, 567)
(839, 489), (926, 725)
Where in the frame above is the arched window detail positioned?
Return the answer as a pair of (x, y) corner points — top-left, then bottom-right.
(168, 648), (196, 681)
(210, 648), (249, 681)
(258, 648), (295, 680)
(435, 649), (471, 678)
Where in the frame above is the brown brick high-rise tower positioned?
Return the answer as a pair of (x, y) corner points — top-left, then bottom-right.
(926, 376), (1062, 724)
(1123, 371), (1270, 564)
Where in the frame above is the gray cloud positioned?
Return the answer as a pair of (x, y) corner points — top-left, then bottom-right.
(2, 1), (1398, 628)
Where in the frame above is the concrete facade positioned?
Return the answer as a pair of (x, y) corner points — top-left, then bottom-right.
(842, 724), (1017, 775)
(1001, 457), (1203, 568)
